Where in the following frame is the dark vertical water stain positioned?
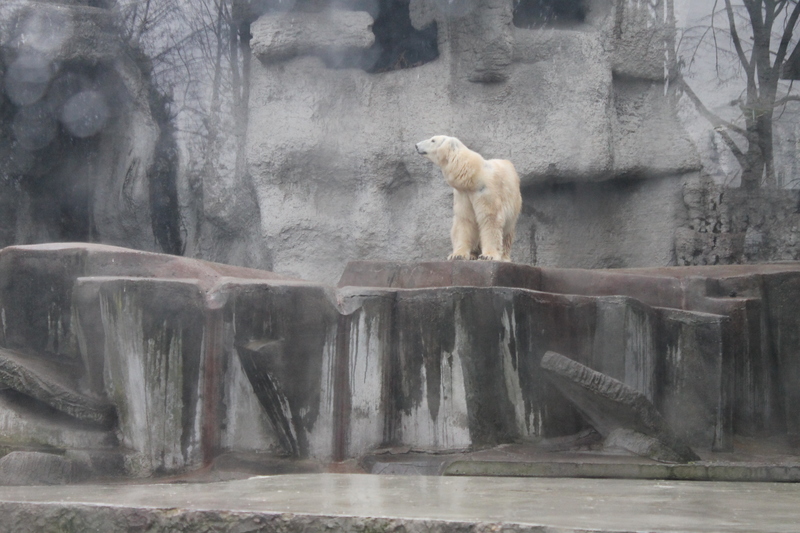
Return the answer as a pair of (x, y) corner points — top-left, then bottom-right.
(236, 339), (299, 457)
(332, 314), (352, 462)
(511, 290), (587, 439)
(382, 292), (400, 446)
(200, 307), (223, 466)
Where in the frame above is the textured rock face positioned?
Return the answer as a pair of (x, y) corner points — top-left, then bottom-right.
(242, 0), (699, 284)
(0, 1), (164, 252)
(1, 0), (701, 286)
(5, 243), (800, 481)
(251, 10), (375, 63)
(540, 351), (700, 463)
(0, 243), (293, 476)
(0, 451), (89, 486)
(677, 176), (800, 266)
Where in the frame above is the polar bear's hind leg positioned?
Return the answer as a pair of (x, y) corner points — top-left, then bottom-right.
(476, 212), (504, 261)
(449, 191), (479, 260)
(501, 229), (515, 262)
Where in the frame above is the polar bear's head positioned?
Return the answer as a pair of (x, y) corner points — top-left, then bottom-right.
(415, 135), (462, 166)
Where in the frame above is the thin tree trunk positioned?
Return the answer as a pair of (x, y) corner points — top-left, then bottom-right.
(204, 0), (226, 175)
(234, 21), (251, 181)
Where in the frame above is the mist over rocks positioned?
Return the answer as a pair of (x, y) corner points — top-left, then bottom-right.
(0, 0), (173, 254)
(0, 0), (797, 286)
(236, 0), (699, 283)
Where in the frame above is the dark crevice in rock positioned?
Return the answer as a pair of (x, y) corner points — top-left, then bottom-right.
(513, 0), (587, 29)
(129, 42), (185, 256)
(323, 0), (439, 72)
(146, 88), (184, 256)
(365, 0), (438, 73)
(0, 59), (121, 244)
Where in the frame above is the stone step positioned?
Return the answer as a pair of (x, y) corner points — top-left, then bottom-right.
(360, 447), (800, 483)
(444, 460), (800, 483)
(0, 474), (798, 532)
(0, 347), (115, 427)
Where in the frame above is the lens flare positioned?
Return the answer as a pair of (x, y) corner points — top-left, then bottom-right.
(61, 90), (109, 138)
(12, 102), (57, 151)
(17, 8), (73, 55)
(5, 53), (53, 106)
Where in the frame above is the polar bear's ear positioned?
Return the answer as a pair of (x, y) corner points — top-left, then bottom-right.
(449, 138), (459, 150)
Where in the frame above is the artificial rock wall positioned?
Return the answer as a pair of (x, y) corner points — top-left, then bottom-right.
(677, 176), (800, 266)
(239, 0), (699, 284)
(0, 1), (169, 253)
(1, 0), (706, 286)
(4, 243), (800, 479)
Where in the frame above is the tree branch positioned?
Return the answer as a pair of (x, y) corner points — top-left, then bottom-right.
(725, 0), (753, 74)
(677, 74), (750, 138)
(774, 93), (800, 105)
(774, 0), (800, 72)
(716, 125), (749, 165)
(773, 0), (790, 18)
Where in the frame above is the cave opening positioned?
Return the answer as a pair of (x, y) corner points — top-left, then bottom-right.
(512, 0), (587, 29)
(322, 0), (438, 72)
(365, 0), (438, 72)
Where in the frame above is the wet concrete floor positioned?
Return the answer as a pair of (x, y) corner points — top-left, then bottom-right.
(0, 473), (798, 532)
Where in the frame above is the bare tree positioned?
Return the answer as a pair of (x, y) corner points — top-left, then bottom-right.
(678, 0), (800, 189)
(113, 0), (253, 249)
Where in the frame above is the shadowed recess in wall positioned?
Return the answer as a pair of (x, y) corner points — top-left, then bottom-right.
(325, 0), (438, 72)
(236, 339), (301, 457)
(513, 0), (587, 29)
(146, 88), (184, 256)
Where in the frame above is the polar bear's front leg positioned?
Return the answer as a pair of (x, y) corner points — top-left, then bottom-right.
(449, 191), (479, 260)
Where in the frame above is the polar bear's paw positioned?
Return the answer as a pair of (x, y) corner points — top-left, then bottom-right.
(478, 254), (501, 261)
(448, 253), (470, 260)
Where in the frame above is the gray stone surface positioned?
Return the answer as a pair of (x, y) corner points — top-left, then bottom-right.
(0, 451), (88, 485)
(338, 259), (541, 290)
(0, 243), (296, 476)
(0, 389), (117, 452)
(241, 0), (699, 284)
(612, 0), (677, 81)
(657, 307), (730, 451)
(541, 351), (701, 463)
(2, 0), (781, 303)
(1, 474), (800, 532)
(5, 244), (800, 481)
(677, 176), (800, 266)
(0, 0), (705, 289)
(449, 0), (515, 83)
(445, 459), (800, 482)
(0, 1), (163, 253)
(541, 352), (699, 462)
(251, 10), (374, 63)
(605, 427), (692, 464)
(0, 347), (114, 426)
(2, 2), (121, 64)
(524, 173), (691, 273)
(537, 263), (800, 441)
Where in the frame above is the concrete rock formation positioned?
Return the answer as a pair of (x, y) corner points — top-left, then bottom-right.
(0, 451), (89, 486)
(251, 10), (375, 63)
(677, 175), (800, 266)
(0, 0), (172, 254)
(540, 351), (700, 463)
(2, 243), (800, 481)
(236, 0), (700, 284)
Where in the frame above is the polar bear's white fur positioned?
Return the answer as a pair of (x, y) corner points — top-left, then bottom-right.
(416, 135), (522, 261)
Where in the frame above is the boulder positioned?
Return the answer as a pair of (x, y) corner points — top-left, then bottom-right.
(0, 451), (89, 486)
(541, 351), (700, 463)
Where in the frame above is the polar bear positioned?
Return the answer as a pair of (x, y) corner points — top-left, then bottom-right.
(416, 135), (522, 261)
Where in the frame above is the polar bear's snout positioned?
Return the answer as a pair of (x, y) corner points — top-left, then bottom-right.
(415, 143), (426, 155)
